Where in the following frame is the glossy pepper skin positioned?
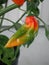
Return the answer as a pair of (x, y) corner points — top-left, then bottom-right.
(25, 16), (38, 32)
(12, 0), (25, 6)
(4, 16), (38, 48)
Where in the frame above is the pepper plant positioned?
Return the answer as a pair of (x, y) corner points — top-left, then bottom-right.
(0, 0), (49, 65)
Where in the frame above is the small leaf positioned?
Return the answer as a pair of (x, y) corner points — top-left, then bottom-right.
(32, 7), (40, 16)
(0, 5), (3, 10)
(0, 35), (9, 46)
(0, 0), (8, 4)
(40, 0), (44, 2)
(27, 37), (34, 48)
(14, 23), (21, 30)
(34, 0), (40, 6)
(27, 1), (40, 16)
(0, 35), (20, 65)
(45, 25), (49, 40)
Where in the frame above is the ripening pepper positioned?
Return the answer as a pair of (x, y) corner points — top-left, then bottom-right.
(12, 0), (25, 6)
(25, 16), (38, 32)
(4, 16), (38, 48)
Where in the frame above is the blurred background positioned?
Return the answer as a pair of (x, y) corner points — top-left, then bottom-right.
(1, 0), (49, 65)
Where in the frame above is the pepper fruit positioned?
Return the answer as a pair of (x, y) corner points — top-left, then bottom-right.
(12, 0), (25, 6)
(25, 16), (38, 32)
(4, 16), (38, 48)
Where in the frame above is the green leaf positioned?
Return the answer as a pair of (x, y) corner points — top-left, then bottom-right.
(33, 0), (40, 6)
(32, 7), (40, 16)
(0, 35), (20, 65)
(0, 5), (3, 10)
(0, 46), (3, 59)
(40, 0), (44, 2)
(1, 48), (14, 65)
(14, 23), (21, 30)
(27, 1), (40, 16)
(45, 25), (49, 40)
(0, 35), (9, 46)
(0, 0), (8, 4)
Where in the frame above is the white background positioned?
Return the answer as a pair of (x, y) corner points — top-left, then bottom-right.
(3, 0), (49, 25)
(1, 0), (49, 65)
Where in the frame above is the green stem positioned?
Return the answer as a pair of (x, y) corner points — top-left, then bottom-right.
(12, 46), (20, 61)
(8, 29), (15, 33)
(19, 8), (26, 12)
(0, 17), (15, 24)
(16, 11), (26, 23)
(36, 16), (46, 25)
(31, 12), (46, 25)
(0, 1), (8, 28)
(0, 15), (4, 27)
(0, 4), (19, 16)
(0, 12), (27, 33)
(18, 9), (45, 26)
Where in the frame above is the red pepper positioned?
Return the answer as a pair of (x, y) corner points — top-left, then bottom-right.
(12, 0), (25, 6)
(25, 16), (38, 31)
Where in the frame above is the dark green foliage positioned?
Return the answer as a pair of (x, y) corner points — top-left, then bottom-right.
(0, 0), (8, 4)
(27, 0), (44, 16)
(40, 0), (44, 2)
(0, 5), (3, 10)
(45, 25), (49, 40)
(0, 35), (19, 65)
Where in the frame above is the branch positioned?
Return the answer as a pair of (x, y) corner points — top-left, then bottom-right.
(0, 17), (15, 24)
(0, 4), (19, 16)
(31, 12), (46, 25)
(0, 12), (27, 33)
(36, 16), (46, 25)
(0, 1), (8, 28)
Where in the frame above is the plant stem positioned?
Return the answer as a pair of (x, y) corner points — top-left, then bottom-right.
(36, 16), (46, 25)
(16, 12), (26, 23)
(0, 12), (27, 33)
(0, 17), (15, 24)
(31, 12), (46, 25)
(0, 1), (8, 28)
(19, 8), (26, 12)
(19, 9), (46, 26)
(12, 46), (20, 61)
(0, 4), (18, 16)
